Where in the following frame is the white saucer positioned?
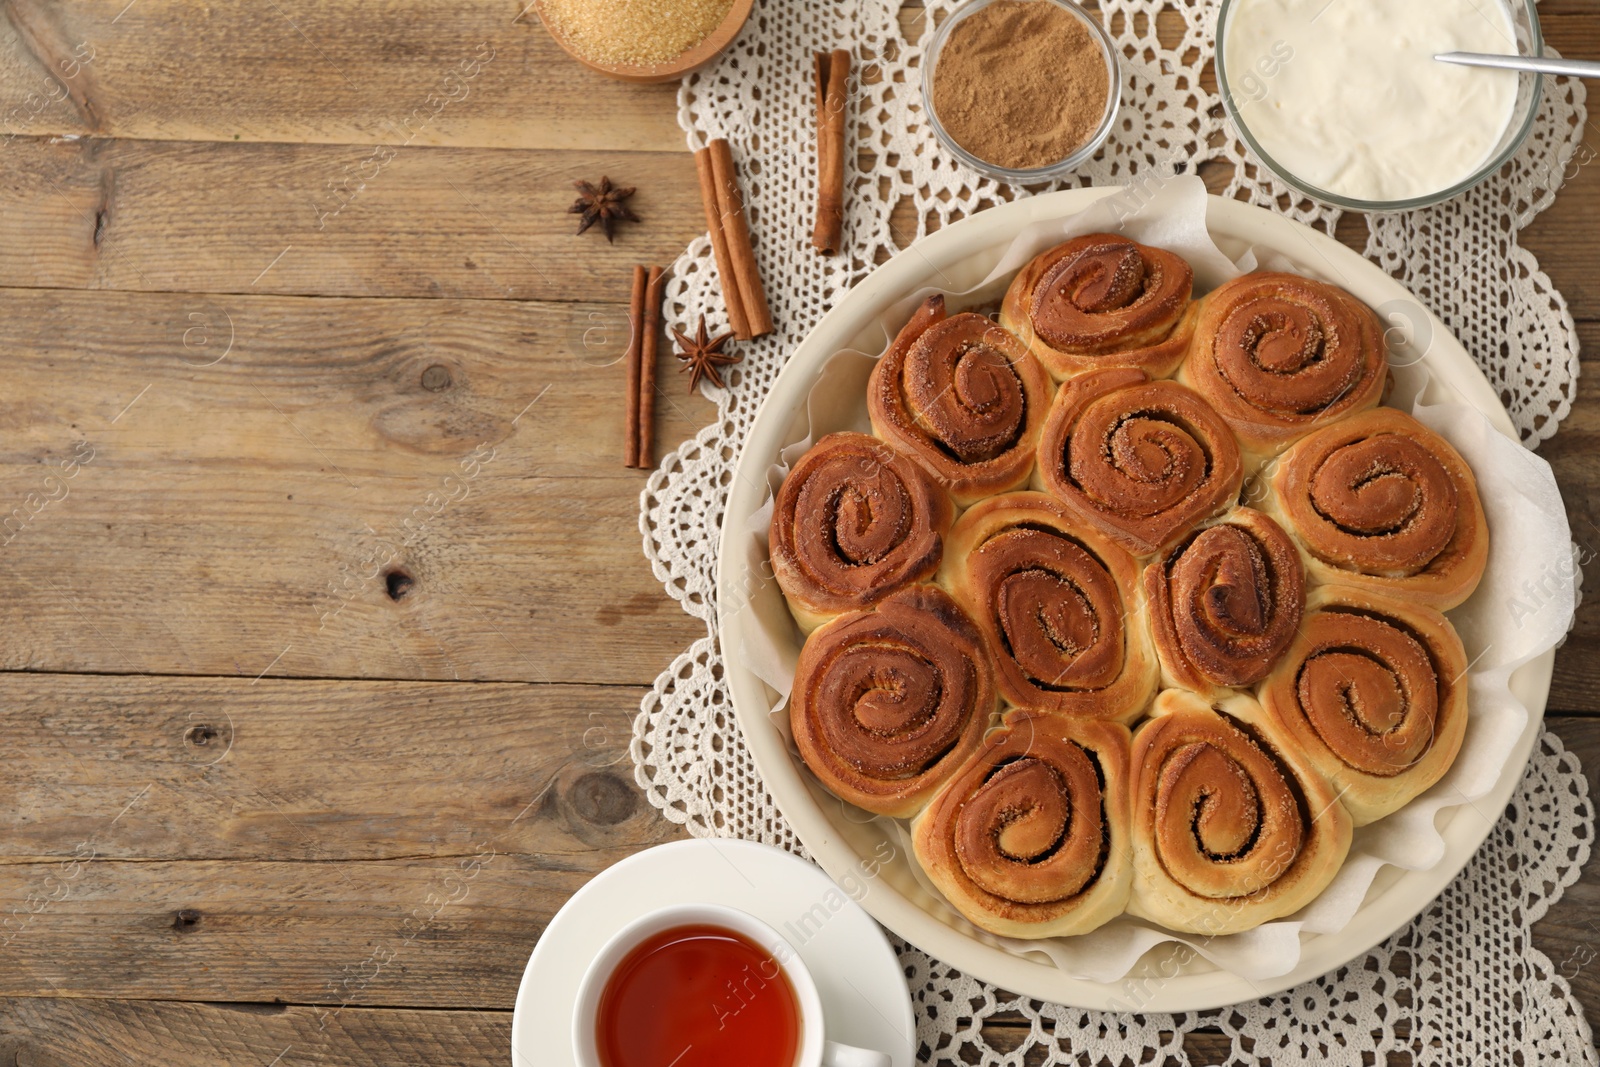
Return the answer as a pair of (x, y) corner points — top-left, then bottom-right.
(509, 839), (917, 1067)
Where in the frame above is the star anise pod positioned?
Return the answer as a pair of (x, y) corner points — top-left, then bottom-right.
(569, 176), (639, 242)
(673, 316), (741, 393)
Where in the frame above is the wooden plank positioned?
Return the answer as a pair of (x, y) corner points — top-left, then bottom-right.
(1530, 718), (1600, 1017)
(0, 854), (610, 1005)
(0, 0), (686, 151)
(1182, 1032), (1241, 1066)
(1541, 322), (1600, 713)
(1553, 653), (1600, 716)
(6, 125), (1591, 317)
(0, 1002), (1540, 1067)
(0, 676), (664, 862)
(0, 137), (704, 302)
(0, 672), (1590, 1012)
(0, 999), (1513, 1067)
(0, 286), (708, 684)
(0, 95), (1591, 315)
(0, 999), (513, 1067)
(0, 996), (1239, 1067)
(0, 678), (683, 1006)
(17, 1003), (1254, 1067)
(0, 0), (1586, 162)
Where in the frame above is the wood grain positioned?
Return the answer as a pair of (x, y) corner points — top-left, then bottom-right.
(0, 999), (514, 1067)
(0, 285), (709, 684)
(0, 675), (1589, 1015)
(0, 136), (705, 302)
(0, 996), (1231, 1066)
(0, 0), (686, 151)
(1540, 328), (1600, 712)
(1, 121), (1594, 318)
(0, 0), (1595, 1061)
(0, 0), (1589, 161)
(0, 14), (1589, 317)
(0, 675), (665, 862)
(1531, 719), (1600, 1020)
(0, 853), (617, 1005)
(0, 678), (682, 1006)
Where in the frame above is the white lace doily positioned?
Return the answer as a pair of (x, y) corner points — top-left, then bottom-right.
(630, 2), (1595, 1062)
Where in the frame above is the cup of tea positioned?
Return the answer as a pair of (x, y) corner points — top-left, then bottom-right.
(571, 902), (893, 1067)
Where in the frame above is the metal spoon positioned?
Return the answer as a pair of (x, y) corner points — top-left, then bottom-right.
(1436, 51), (1600, 79)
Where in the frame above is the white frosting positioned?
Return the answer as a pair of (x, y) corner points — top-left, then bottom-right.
(1223, 0), (1521, 202)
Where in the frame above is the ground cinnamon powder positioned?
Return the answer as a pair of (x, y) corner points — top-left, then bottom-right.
(930, 0), (1112, 171)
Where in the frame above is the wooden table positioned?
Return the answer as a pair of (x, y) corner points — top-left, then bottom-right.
(0, 2), (1595, 1063)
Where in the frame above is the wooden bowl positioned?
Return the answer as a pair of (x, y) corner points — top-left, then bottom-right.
(535, 0), (756, 84)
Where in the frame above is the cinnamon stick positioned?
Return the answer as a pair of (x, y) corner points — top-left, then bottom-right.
(812, 49), (851, 255)
(624, 263), (647, 468)
(638, 265), (665, 468)
(706, 138), (774, 339)
(693, 146), (751, 340)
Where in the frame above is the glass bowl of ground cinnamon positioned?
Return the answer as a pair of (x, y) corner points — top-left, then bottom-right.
(922, 0), (1121, 183)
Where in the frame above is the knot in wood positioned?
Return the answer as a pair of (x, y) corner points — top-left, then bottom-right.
(185, 724), (219, 746)
(421, 364), (453, 392)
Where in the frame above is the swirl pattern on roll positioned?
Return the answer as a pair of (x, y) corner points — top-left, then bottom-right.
(770, 432), (955, 632)
(1263, 407), (1488, 610)
(1128, 691), (1352, 934)
(1179, 272), (1387, 458)
(1000, 234), (1199, 380)
(1258, 587), (1468, 826)
(869, 295), (1053, 506)
(913, 712), (1132, 938)
(765, 239), (1497, 940)
(790, 585), (998, 818)
(938, 492), (1157, 722)
(1036, 367), (1243, 557)
(1144, 508), (1305, 695)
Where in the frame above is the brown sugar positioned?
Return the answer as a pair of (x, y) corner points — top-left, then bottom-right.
(541, 0), (735, 66)
(930, 0), (1113, 171)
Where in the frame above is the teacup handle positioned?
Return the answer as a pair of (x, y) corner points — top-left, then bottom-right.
(822, 1039), (892, 1067)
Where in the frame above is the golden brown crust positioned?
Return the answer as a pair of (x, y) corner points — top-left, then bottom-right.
(869, 295), (1053, 507)
(1127, 690), (1352, 934)
(1178, 272), (1387, 466)
(1034, 367), (1244, 558)
(1256, 585), (1469, 826)
(912, 712), (1133, 938)
(1262, 407), (1489, 610)
(936, 492), (1158, 723)
(790, 585), (1000, 818)
(770, 432), (956, 633)
(1143, 507), (1306, 700)
(1000, 233), (1198, 381)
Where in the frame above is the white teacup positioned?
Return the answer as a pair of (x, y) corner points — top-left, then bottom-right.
(572, 902), (892, 1067)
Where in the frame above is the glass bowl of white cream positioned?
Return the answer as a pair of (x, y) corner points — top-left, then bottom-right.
(1216, 0), (1543, 211)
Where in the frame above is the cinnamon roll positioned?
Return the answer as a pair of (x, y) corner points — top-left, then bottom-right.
(1257, 586), (1468, 826)
(869, 295), (1053, 506)
(1128, 690), (1352, 934)
(1035, 367), (1244, 558)
(1143, 508), (1305, 699)
(1261, 407), (1488, 610)
(1000, 233), (1200, 381)
(912, 711), (1132, 938)
(937, 492), (1157, 723)
(790, 585), (999, 818)
(770, 432), (955, 633)
(1179, 272), (1387, 469)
